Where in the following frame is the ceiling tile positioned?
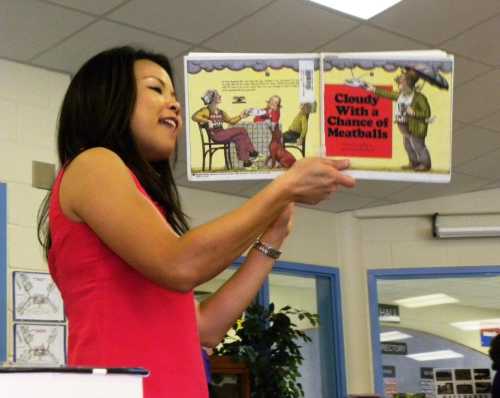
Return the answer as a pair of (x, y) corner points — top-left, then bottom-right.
(443, 14), (500, 67)
(317, 25), (427, 53)
(370, 0), (500, 46)
(351, 179), (414, 199)
(32, 20), (190, 75)
(107, 0), (273, 44)
(478, 179), (500, 190)
(474, 111), (500, 133)
(171, 53), (188, 101)
(455, 148), (500, 179)
(204, 0), (359, 52)
(176, 174), (265, 196)
(357, 198), (398, 210)
(453, 121), (468, 134)
(0, 0), (94, 61)
(452, 125), (500, 166)
(48, 0), (127, 15)
(378, 277), (500, 311)
(171, 47), (215, 102)
(302, 191), (375, 213)
(453, 69), (500, 123)
(452, 55), (492, 87)
(389, 172), (491, 202)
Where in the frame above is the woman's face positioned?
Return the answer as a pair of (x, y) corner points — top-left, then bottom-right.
(130, 59), (182, 162)
(213, 91), (222, 105)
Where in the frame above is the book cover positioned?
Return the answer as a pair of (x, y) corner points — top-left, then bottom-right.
(184, 51), (453, 182)
(322, 52), (453, 182)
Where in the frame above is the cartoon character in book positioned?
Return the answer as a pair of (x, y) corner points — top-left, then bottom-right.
(253, 95), (282, 131)
(265, 124), (296, 169)
(366, 68), (432, 171)
(282, 102), (314, 147)
(192, 89), (259, 168)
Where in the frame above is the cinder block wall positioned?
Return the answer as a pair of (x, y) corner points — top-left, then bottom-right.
(0, 58), (69, 361)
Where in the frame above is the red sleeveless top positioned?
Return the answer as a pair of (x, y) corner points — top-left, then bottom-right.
(48, 168), (208, 398)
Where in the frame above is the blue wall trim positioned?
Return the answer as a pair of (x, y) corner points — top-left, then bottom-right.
(274, 260), (346, 398)
(368, 265), (500, 395)
(234, 256), (347, 398)
(0, 183), (6, 363)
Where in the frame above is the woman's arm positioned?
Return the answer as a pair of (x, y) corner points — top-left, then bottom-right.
(63, 147), (354, 292)
(221, 110), (242, 125)
(197, 204), (294, 347)
(191, 107), (210, 125)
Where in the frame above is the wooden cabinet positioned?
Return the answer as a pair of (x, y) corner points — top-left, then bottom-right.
(209, 356), (250, 398)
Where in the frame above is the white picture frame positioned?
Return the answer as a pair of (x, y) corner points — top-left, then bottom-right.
(13, 271), (65, 322)
(14, 323), (67, 366)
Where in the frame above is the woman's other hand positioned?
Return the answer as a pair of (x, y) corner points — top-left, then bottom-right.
(260, 203), (294, 249)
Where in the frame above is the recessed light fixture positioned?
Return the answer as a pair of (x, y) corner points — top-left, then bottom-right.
(432, 213), (500, 239)
(451, 319), (500, 331)
(394, 293), (459, 308)
(308, 0), (403, 20)
(380, 331), (412, 342)
(407, 350), (463, 362)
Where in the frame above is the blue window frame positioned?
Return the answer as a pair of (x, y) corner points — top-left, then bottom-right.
(234, 257), (347, 398)
(368, 266), (500, 395)
(0, 183), (6, 363)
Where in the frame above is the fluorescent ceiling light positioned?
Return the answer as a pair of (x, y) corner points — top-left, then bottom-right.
(309, 0), (403, 19)
(451, 319), (500, 331)
(432, 213), (500, 239)
(407, 350), (463, 362)
(394, 293), (459, 308)
(435, 226), (500, 239)
(380, 331), (412, 342)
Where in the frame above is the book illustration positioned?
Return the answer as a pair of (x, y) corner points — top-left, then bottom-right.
(192, 89), (261, 169)
(185, 51), (453, 182)
(185, 56), (320, 180)
(14, 323), (66, 365)
(322, 54), (453, 182)
(13, 272), (65, 322)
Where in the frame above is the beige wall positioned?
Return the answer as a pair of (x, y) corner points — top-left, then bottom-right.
(340, 191), (500, 393)
(2, 58), (500, 395)
(0, 58), (69, 362)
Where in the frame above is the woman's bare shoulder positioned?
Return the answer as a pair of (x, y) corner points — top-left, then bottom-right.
(60, 147), (134, 222)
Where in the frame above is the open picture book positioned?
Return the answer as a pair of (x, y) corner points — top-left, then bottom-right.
(184, 50), (453, 182)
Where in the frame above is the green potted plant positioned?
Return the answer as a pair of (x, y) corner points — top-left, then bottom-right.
(215, 302), (319, 398)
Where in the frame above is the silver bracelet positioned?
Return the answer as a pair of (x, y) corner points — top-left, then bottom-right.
(252, 239), (282, 259)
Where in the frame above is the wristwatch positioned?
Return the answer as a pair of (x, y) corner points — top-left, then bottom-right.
(253, 239), (282, 259)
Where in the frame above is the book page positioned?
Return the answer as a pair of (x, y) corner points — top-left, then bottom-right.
(184, 54), (320, 181)
(322, 53), (453, 182)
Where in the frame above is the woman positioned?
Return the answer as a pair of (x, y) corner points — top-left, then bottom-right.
(192, 89), (258, 167)
(37, 46), (355, 398)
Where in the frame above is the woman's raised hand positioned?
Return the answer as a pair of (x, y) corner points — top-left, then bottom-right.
(277, 157), (356, 205)
(260, 203), (295, 249)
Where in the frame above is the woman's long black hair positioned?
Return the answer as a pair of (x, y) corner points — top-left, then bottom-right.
(37, 46), (189, 259)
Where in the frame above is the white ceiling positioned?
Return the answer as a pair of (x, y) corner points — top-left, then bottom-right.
(378, 276), (500, 311)
(3, 0), (500, 212)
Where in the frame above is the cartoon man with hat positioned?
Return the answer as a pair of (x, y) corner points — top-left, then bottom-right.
(366, 67), (433, 171)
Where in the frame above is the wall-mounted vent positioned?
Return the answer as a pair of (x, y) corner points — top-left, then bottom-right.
(32, 161), (55, 190)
